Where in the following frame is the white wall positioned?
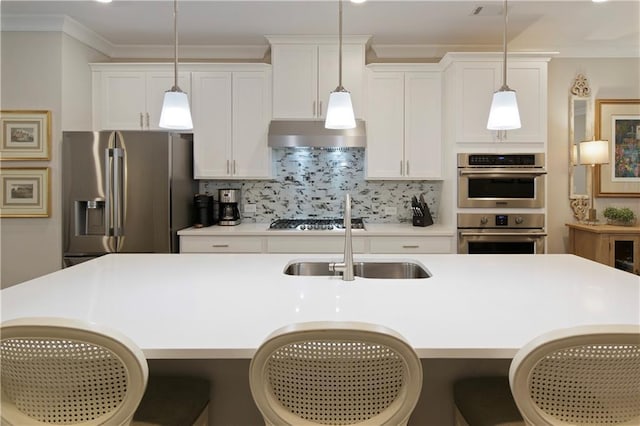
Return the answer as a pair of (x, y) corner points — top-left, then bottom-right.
(546, 58), (640, 254)
(0, 32), (106, 288)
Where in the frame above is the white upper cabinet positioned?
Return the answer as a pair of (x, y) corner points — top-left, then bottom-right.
(442, 53), (551, 144)
(365, 64), (442, 179)
(91, 64), (190, 130)
(191, 65), (272, 179)
(267, 36), (368, 120)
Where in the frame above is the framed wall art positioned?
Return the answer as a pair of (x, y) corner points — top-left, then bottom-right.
(0, 110), (51, 160)
(0, 167), (50, 217)
(594, 99), (640, 197)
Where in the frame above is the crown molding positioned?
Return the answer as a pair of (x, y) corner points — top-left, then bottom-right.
(3, 15), (636, 60)
(1, 14), (268, 59)
(109, 44), (269, 60)
(371, 43), (639, 60)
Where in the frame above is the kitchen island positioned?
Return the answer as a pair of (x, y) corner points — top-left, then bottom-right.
(2, 253), (638, 424)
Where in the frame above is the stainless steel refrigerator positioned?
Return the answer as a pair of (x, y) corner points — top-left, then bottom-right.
(62, 131), (196, 267)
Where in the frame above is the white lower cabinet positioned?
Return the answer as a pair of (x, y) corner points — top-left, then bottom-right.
(267, 236), (367, 254)
(180, 236), (264, 253)
(368, 237), (452, 254)
(180, 235), (452, 254)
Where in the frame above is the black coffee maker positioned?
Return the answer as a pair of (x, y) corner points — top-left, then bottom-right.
(218, 189), (241, 226)
(192, 194), (216, 228)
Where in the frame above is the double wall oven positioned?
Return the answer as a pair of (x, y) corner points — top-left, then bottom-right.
(457, 153), (547, 254)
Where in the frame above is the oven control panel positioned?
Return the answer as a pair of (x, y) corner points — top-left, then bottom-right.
(458, 213), (545, 229)
(458, 153), (545, 168)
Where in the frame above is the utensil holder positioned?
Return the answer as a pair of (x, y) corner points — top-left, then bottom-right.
(413, 215), (432, 227)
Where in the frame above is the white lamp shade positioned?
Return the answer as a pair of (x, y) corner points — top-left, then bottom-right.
(579, 140), (609, 165)
(487, 89), (521, 130)
(159, 91), (193, 130)
(325, 91), (356, 129)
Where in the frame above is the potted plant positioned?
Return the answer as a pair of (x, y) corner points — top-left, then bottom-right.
(603, 207), (637, 226)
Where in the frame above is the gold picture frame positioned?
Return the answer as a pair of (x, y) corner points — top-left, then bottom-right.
(0, 110), (51, 160)
(0, 167), (50, 217)
(594, 99), (640, 197)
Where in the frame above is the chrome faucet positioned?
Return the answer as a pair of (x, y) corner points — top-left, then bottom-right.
(330, 193), (354, 281)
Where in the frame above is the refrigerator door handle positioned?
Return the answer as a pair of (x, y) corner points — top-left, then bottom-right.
(105, 148), (114, 236)
(112, 147), (124, 236)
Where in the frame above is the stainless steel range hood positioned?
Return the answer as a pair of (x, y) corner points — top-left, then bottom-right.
(268, 120), (366, 148)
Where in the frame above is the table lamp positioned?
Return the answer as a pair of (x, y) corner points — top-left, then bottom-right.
(579, 139), (609, 222)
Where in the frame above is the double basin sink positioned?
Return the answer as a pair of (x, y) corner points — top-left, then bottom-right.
(284, 260), (431, 279)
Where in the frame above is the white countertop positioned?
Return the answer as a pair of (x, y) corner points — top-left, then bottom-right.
(2, 254), (638, 360)
(178, 222), (454, 236)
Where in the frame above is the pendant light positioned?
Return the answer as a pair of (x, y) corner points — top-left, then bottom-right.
(487, 0), (521, 131)
(325, 0), (356, 130)
(159, 0), (193, 130)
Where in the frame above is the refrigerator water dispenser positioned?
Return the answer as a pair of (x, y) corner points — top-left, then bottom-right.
(75, 200), (105, 235)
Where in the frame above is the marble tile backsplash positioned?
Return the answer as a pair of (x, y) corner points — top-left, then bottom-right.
(200, 148), (442, 223)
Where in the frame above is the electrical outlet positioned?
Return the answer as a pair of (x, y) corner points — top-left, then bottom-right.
(244, 203), (257, 214)
(385, 206), (397, 215)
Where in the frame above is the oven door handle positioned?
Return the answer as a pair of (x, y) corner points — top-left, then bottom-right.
(459, 231), (547, 237)
(459, 170), (547, 176)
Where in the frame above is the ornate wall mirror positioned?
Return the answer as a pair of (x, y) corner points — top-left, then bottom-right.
(569, 74), (593, 222)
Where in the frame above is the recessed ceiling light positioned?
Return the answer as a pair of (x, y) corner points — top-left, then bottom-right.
(592, 0), (608, 3)
(351, 0), (367, 3)
(95, 0), (112, 3)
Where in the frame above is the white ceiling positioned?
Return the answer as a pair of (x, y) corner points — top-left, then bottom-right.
(1, 0), (639, 59)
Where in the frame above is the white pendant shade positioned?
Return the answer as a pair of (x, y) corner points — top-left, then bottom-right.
(159, 91), (193, 130)
(579, 140), (609, 165)
(325, 91), (356, 129)
(487, 89), (521, 130)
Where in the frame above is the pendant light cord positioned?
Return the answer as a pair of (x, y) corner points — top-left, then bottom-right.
(501, 0), (508, 90)
(172, 0), (179, 91)
(338, 0), (343, 89)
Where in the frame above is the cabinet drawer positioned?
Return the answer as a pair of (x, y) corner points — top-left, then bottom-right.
(369, 236), (452, 254)
(267, 236), (367, 253)
(180, 236), (264, 253)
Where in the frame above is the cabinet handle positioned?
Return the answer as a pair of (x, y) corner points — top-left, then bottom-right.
(212, 244), (229, 248)
(226, 160), (230, 174)
(400, 161), (404, 175)
(145, 112), (150, 129)
(313, 101), (316, 117)
(233, 160), (237, 175)
(139, 113), (143, 129)
(406, 161), (410, 176)
(402, 245), (420, 249)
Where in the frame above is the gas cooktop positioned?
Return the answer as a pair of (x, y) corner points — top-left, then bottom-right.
(268, 218), (365, 231)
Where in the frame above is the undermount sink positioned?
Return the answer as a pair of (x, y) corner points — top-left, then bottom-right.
(284, 260), (431, 279)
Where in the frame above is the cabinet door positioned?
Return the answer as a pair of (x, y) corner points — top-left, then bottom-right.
(232, 71), (271, 178)
(404, 72), (442, 179)
(369, 236), (453, 253)
(191, 72), (232, 178)
(271, 44), (318, 119)
(100, 71), (147, 130)
(455, 62), (500, 143)
(454, 61), (547, 144)
(318, 44), (365, 119)
(365, 72), (405, 179)
(503, 63), (547, 143)
(180, 236), (264, 253)
(146, 72), (191, 130)
(610, 236), (640, 275)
